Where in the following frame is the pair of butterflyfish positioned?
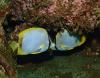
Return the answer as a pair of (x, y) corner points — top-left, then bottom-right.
(9, 27), (86, 55)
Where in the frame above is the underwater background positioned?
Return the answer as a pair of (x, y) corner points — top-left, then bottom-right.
(0, 0), (100, 78)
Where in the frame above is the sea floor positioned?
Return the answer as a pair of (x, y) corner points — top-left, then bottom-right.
(17, 55), (100, 78)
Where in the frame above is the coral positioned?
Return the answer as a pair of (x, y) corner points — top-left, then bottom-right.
(10, 0), (100, 33)
(0, 0), (10, 9)
(0, 7), (17, 77)
(0, 52), (16, 78)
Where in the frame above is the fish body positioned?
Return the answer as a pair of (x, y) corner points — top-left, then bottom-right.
(9, 27), (86, 55)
